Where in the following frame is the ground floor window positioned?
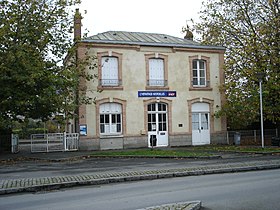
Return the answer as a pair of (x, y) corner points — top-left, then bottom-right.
(99, 103), (122, 135)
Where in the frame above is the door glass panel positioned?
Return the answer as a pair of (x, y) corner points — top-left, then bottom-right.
(148, 104), (156, 111)
(152, 113), (156, 122)
(148, 123), (152, 132)
(148, 113), (156, 131)
(201, 113), (209, 130)
(163, 114), (166, 121)
(148, 104), (151, 111)
(158, 113), (162, 122)
(163, 123), (167, 131)
(158, 103), (162, 111)
(159, 123), (162, 131)
(192, 113), (199, 130)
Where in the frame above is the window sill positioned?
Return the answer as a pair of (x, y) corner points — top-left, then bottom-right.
(100, 135), (123, 139)
(189, 87), (213, 91)
(98, 86), (124, 91)
(145, 86), (170, 90)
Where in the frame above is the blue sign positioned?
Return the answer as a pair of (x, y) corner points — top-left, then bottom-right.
(79, 124), (87, 136)
(138, 91), (176, 97)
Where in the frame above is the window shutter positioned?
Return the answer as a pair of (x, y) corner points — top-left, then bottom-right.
(149, 59), (164, 86)
(101, 57), (118, 86)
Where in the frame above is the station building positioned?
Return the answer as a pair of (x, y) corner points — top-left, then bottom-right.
(70, 9), (227, 150)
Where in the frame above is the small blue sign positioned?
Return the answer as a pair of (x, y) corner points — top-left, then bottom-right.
(138, 91), (176, 98)
(79, 124), (87, 136)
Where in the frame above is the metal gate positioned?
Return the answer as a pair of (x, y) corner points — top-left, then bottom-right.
(31, 133), (79, 153)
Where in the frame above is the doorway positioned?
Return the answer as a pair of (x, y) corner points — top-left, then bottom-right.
(192, 103), (210, 145)
(147, 103), (168, 147)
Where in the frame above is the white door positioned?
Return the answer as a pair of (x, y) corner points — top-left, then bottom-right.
(147, 103), (168, 147)
(192, 103), (210, 145)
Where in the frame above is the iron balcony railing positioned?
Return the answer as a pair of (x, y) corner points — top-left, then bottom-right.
(147, 80), (168, 87)
(99, 79), (122, 86)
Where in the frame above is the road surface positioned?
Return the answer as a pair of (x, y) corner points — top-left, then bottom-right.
(0, 169), (279, 210)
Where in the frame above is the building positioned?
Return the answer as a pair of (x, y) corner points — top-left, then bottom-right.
(70, 9), (227, 150)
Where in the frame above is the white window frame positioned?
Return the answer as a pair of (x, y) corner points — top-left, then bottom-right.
(192, 59), (206, 87)
(99, 103), (122, 135)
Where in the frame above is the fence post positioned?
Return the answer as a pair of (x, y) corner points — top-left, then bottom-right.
(254, 130), (257, 143)
(226, 131), (229, 145)
(276, 128), (278, 138)
(64, 132), (67, 151)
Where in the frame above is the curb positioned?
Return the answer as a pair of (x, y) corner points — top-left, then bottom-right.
(136, 200), (201, 210)
(1, 160), (280, 195)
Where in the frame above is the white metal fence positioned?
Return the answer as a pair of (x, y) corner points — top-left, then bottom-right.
(31, 133), (79, 153)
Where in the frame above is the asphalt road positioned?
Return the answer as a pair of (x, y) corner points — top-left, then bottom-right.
(0, 169), (279, 210)
(1, 153), (279, 180)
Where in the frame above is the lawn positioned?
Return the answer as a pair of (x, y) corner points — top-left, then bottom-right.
(90, 145), (280, 158)
(90, 149), (213, 158)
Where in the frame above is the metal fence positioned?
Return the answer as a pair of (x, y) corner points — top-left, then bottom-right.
(31, 133), (79, 153)
(226, 129), (278, 146)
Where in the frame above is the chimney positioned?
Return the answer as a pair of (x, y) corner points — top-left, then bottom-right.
(184, 30), (193, 40)
(182, 25), (193, 41)
(74, 8), (82, 41)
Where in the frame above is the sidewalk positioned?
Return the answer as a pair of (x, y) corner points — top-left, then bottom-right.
(1, 150), (280, 196)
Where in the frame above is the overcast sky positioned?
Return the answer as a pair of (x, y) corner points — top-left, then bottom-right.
(78, 0), (204, 38)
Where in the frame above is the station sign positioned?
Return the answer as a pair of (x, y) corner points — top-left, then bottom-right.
(138, 91), (176, 98)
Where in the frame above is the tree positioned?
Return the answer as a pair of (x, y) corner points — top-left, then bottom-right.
(0, 0), (95, 129)
(196, 0), (280, 129)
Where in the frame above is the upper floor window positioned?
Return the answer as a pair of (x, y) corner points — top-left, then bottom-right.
(189, 55), (212, 91)
(145, 53), (168, 90)
(97, 51), (123, 90)
(149, 58), (165, 86)
(192, 59), (206, 87)
(101, 56), (119, 86)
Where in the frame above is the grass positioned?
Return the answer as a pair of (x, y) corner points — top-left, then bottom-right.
(186, 145), (280, 153)
(90, 149), (213, 157)
(90, 145), (280, 158)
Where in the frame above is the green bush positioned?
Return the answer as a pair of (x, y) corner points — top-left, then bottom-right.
(13, 128), (47, 139)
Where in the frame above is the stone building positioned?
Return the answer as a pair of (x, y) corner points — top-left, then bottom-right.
(69, 9), (227, 150)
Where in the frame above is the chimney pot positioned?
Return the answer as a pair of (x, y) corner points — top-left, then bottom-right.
(74, 8), (82, 41)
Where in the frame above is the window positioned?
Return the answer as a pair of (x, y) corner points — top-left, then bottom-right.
(99, 103), (122, 135)
(192, 59), (206, 87)
(149, 58), (165, 86)
(97, 51), (123, 90)
(101, 57), (119, 86)
(189, 56), (212, 90)
(145, 54), (168, 89)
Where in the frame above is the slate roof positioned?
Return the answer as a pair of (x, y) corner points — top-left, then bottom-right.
(83, 31), (225, 50)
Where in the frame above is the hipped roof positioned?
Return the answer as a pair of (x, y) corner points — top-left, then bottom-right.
(83, 31), (225, 51)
